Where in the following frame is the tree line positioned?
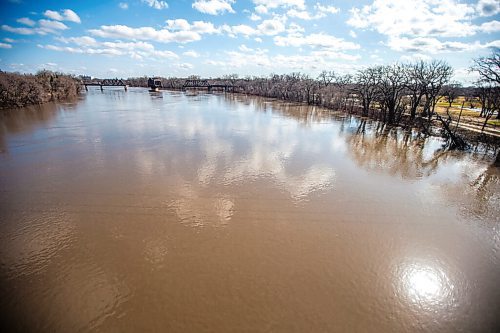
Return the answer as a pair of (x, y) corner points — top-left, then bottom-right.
(0, 70), (82, 109)
(128, 50), (499, 134)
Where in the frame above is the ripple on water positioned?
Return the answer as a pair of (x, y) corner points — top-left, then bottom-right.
(0, 210), (76, 279)
(46, 262), (131, 332)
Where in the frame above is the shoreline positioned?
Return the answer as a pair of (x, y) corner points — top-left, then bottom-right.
(3, 86), (499, 160)
(0, 71), (81, 110)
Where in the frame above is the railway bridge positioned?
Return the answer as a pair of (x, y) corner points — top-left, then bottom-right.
(182, 79), (238, 92)
(82, 78), (128, 91)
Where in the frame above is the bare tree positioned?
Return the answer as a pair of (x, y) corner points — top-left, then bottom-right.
(477, 85), (500, 130)
(472, 48), (500, 86)
(354, 67), (381, 117)
(441, 82), (462, 108)
(377, 64), (408, 124)
(420, 60), (453, 118)
(223, 73), (239, 86)
(471, 49), (500, 119)
(404, 61), (426, 119)
(317, 70), (336, 88)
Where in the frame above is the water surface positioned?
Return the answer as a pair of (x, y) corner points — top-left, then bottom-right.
(1, 88), (499, 332)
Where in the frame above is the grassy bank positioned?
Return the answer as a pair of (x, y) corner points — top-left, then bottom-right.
(0, 70), (82, 110)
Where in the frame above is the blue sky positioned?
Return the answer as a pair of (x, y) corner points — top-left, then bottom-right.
(0, 0), (498, 83)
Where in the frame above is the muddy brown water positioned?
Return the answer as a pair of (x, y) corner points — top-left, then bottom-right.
(1, 88), (499, 332)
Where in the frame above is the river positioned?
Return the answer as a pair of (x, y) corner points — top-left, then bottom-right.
(1, 88), (499, 332)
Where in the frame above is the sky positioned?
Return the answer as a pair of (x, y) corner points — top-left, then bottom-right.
(0, 0), (499, 83)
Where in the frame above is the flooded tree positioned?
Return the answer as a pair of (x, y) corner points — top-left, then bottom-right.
(471, 49), (500, 120)
(376, 64), (408, 124)
(353, 67), (381, 117)
(404, 61), (427, 119)
(419, 60), (454, 118)
(0, 70), (81, 109)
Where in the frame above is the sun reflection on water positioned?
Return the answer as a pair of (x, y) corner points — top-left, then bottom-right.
(399, 261), (453, 310)
(407, 267), (443, 301)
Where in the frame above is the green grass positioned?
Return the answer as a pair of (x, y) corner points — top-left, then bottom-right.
(487, 119), (500, 126)
(436, 96), (482, 109)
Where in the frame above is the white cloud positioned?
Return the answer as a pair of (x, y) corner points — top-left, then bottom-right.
(253, 0), (305, 11)
(164, 19), (221, 39)
(310, 49), (361, 61)
(166, 19), (191, 31)
(287, 9), (317, 20)
(102, 41), (155, 51)
(156, 50), (179, 59)
(62, 9), (81, 23)
(347, 0), (476, 38)
(349, 30), (357, 38)
(183, 50), (200, 57)
(224, 24), (258, 36)
(16, 17), (35, 27)
(44, 9), (81, 23)
(453, 67), (480, 85)
(249, 13), (261, 21)
(57, 36), (98, 46)
(2, 25), (36, 35)
(257, 18), (286, 35)
(44, 10), (64, 21)
(204, 44), (361, 73)
(274, 33), (360, 50)
(220, 48), (272, 68)
(38, 19), (69, 33)
(314, 3), (339, 14)
(476, 0), (500, 17)
(478, 20), (500, 33)
(89, 25), (201, 43)
(178, 63), (194, 69)
(192, 0), (235, 15)
(387, 36), (500, 53)
(119, 2), (129, 10)
(191, 21), (220, 34)
(238, 44), (253, 52)
(0, 43), (12, 49)
(287, 22), (304, 35)
(3, 12), (77, 36)
(254, 5), (268, 14)
(142, 0), (168, 10)
(222, 17), (303, 38)
(286, 3), (339, 20)
(39, 44), (124, 56)
(166, 19), (220, 34)
(399, 53), (432, 62)
(39, 37), (178, 60)
(3, 38), (15, 43)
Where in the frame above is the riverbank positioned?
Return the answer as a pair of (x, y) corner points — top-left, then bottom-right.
(0, 71), (81, 110)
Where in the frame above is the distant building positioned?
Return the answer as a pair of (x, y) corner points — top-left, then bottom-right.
(80, 75), (91, 81)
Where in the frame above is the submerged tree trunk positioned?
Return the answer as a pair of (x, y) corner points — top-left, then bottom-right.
(435, 113), (467, 150)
